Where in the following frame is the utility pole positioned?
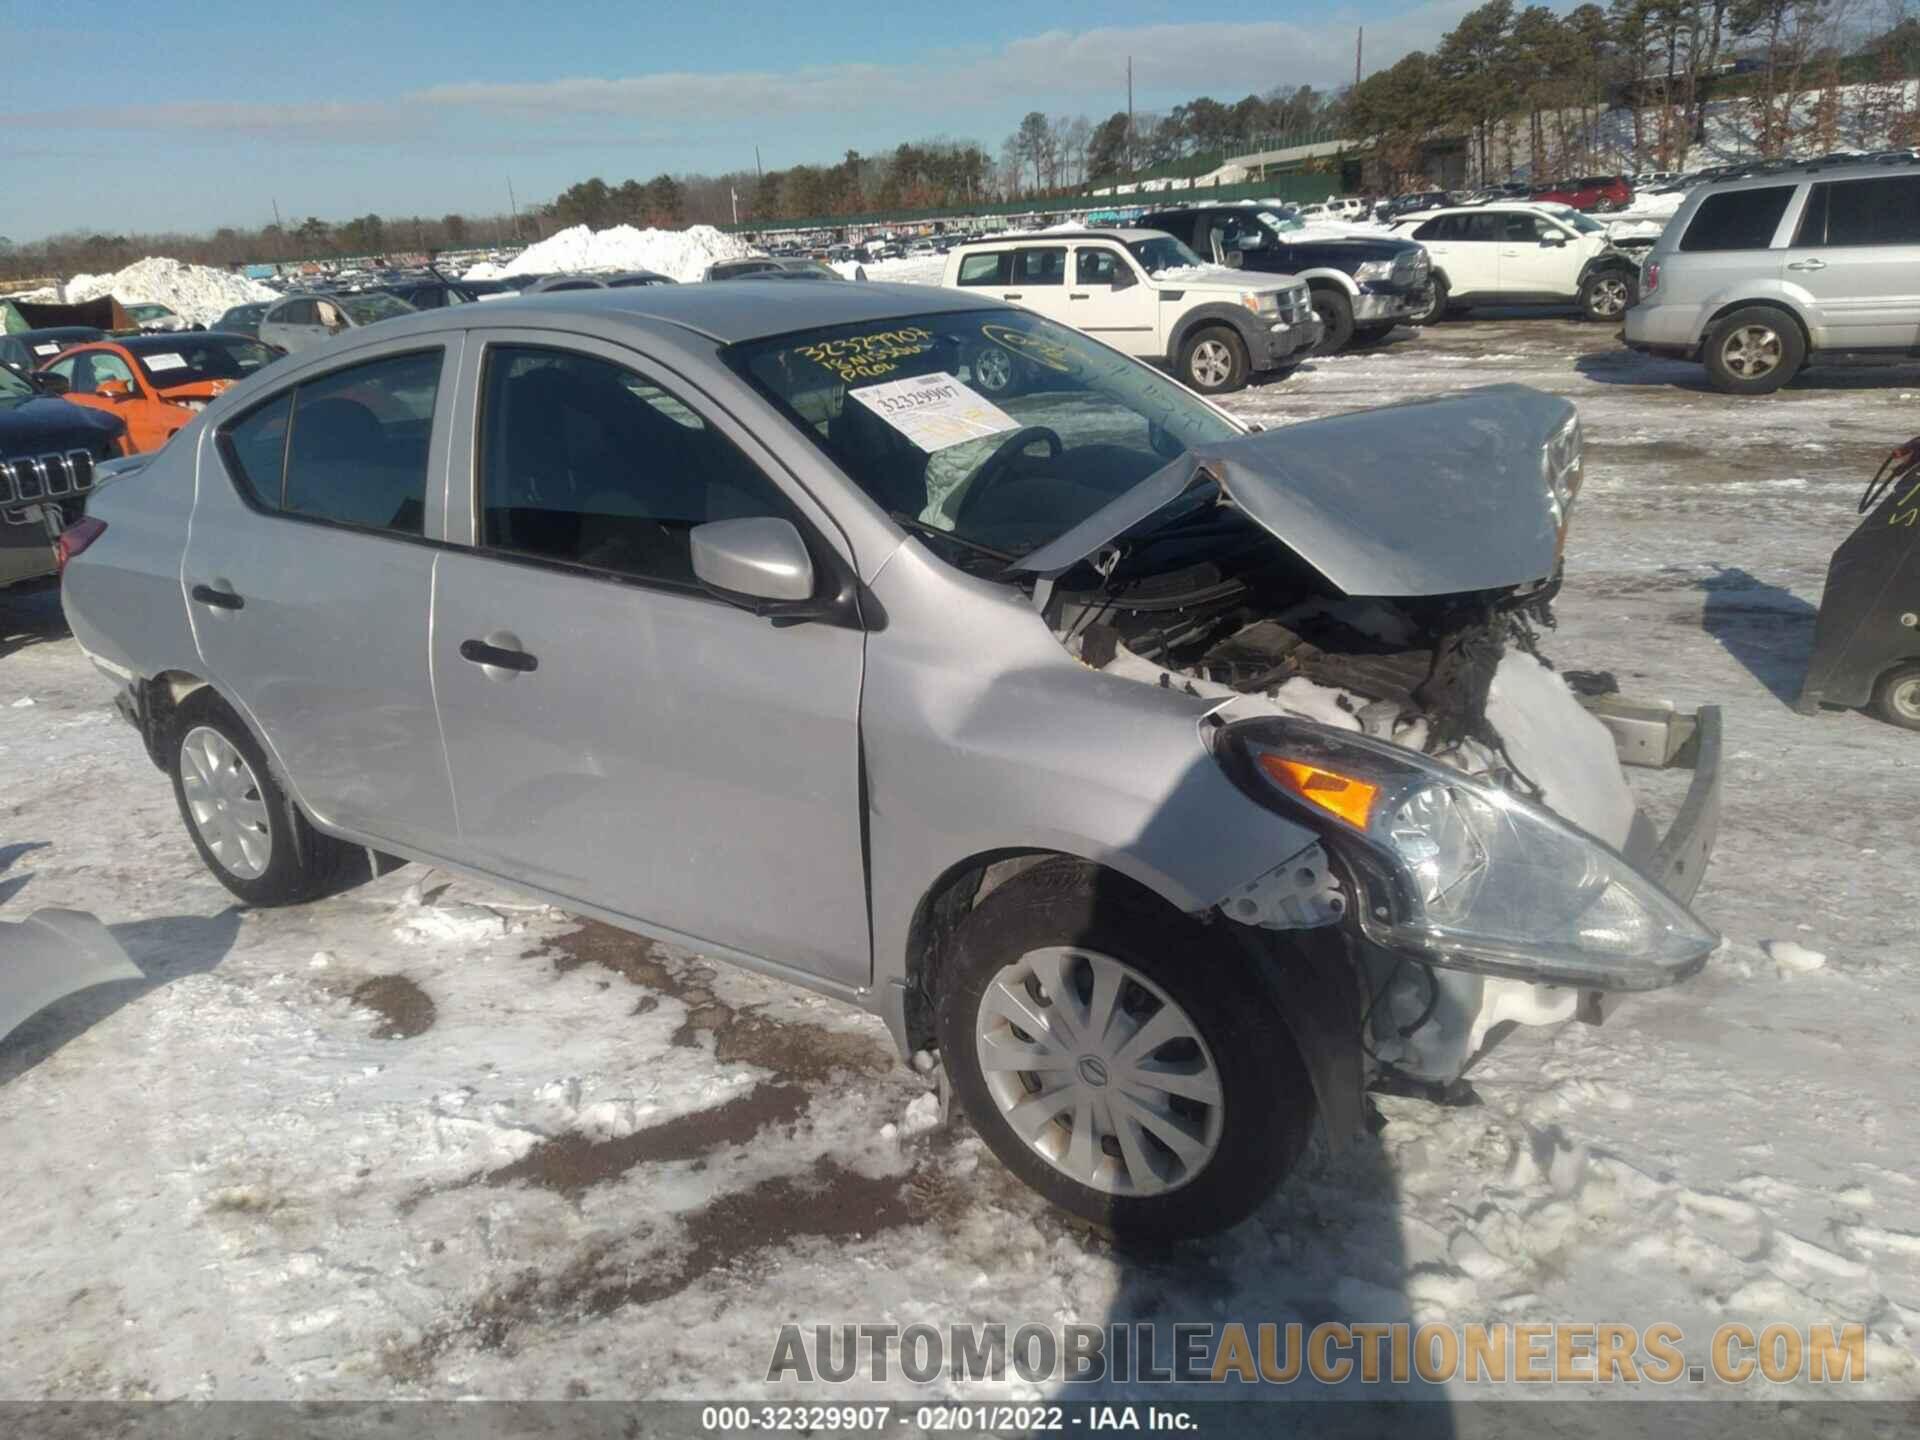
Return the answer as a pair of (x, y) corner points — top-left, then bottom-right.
(755, 146), (764, 180)
(1126, 56), (1134, 177)
(1355, 28), (1363, 89)
(506, 176), (520, 241)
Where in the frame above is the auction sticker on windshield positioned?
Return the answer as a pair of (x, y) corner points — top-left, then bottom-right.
(143, 353), (188, 372)
(849, 371), (1019, 452)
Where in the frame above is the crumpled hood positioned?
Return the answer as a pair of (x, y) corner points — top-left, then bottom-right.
(1012, 383), (1578, 598)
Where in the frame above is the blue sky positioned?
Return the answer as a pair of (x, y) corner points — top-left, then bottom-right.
(6, 0), (1488, 239)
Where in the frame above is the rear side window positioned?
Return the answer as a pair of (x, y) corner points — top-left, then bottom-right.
(1013, 247), (1066, 285)
(1680, 187), (1795, 251)
(475, 345), (803, 589)
(217, 350), (441, 536)
(955, 252), (1009, 286)
(1411, 215), (1456, 241)
(1799, 175), (1920, 246)
(1461, 214), (1503, 242)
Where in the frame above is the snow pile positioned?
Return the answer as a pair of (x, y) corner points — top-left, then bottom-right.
(502, 224), (755, 284)
(62, 257), (276, 327)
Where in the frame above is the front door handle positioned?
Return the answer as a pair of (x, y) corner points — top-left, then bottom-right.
(1069, 292), (1090, 300)
(459, 637), (538, 673)
(1787, 258), (1828, 271)
(190, 583), (243, 610)
(1002, 292), (1023, 300)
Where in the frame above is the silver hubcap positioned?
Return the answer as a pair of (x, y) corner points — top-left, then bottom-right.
(180, 726), (272, 879)
(1892, 678), (1920, 722)
(973, 947), (1225, 1197)
(1189, 340), (1234, 389)
(973, 348), (1012, 392)
(1722, 325), (1782, 378)
(1591, 278), (1629, 317)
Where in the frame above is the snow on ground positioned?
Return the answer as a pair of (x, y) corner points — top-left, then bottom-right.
(4, 314), (1920, 1409)
(831, 254), (946, 286)
(491, 223), (755, 284)
(59, 257), (277, 327)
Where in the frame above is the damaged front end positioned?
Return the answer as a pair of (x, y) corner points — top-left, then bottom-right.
(1018, 384), (1723, 1091)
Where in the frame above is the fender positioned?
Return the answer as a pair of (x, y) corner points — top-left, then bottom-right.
(1165, 302), (1272, 363)
(1577, 252), (1640, 289)
(1293, 267), (1361, 298)
(1701, 288), (1820, 350)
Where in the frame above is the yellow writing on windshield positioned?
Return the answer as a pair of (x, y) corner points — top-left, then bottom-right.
(795, 327), (934, 382)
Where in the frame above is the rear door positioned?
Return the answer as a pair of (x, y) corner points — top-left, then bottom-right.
(1780, 173), (1920, 348)
(428, 332), (871, 984)
(999, 245), (1071, 323)
(260, 299), (328, 353)
(183, 341), (460, 853)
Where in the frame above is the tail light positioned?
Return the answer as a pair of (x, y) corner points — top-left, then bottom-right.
(1643, 260), (1660, 295)
(56, 516), (106, 574)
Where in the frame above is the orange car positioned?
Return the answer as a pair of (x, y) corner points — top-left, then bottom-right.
(39, 333), (278, 453)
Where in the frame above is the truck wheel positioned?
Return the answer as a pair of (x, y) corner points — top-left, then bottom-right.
(1580, 269), (1636, 322)
(1349, 323), (1398, 348)
(1308, 287), (1355, 354)
(1703, 307), (1805, 394)
(1870, 662), (1920, 731)
(168, 689), (359, 905)
(1407, 276), (1449, 326)
(935, 858), (1315, 1240)
(1177, 326), (1250, 394)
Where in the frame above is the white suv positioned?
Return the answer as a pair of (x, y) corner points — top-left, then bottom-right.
(1626, 159), (1920, 393)
(1391, 203), (1642, 323)
(939, 229), (1319, 394)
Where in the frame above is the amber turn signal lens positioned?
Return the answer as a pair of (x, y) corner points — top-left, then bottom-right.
(1255, 754), (1380, 830)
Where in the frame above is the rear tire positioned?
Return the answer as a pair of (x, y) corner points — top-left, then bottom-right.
(1308, 286), (1355, 354)
(1703, 307), (1805, 395)
(1176, 325), (1250, 395)
(935, 858), (1315, 1241)
(168, 689), (359, 905)
(1870, 662), (1920, 732)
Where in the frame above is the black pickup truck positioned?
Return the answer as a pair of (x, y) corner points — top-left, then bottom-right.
(1137, 204), (1432, 354)
(0, 365), (126, 590)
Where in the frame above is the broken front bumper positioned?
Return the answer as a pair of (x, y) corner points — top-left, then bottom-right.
(1581, 695), (1724, 907)
(1353, 287), (1422, 323)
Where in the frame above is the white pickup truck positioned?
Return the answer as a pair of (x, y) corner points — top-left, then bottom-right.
(940, 229), (1321, 394)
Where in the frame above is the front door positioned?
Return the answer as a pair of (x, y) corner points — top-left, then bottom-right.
(1067, 245), (1158, 357)
(1496, 212), (1580, 298)
(1782, 173), (1920, 348)
(428, 335), (871, 984)
(182, 342), (460, 852)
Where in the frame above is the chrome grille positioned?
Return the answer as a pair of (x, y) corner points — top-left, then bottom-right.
(0, 450), (96, 506)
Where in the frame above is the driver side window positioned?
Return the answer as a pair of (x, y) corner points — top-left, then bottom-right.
(1075, 248), (1124, 284)
(91, 353), (137, 389)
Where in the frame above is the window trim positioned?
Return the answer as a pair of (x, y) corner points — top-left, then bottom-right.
(211, 342), (452, 547)
(458, 334), (864, 622)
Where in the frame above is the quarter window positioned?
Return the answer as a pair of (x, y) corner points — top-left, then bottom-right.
(1680, 187), (1795, 252)
(956, 252), (1010, 286)
(476, 345), (803, 589)
(1801, 175), (1920, 247)
(216, 349), (441, 536)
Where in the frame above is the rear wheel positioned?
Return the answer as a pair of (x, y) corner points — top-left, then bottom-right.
(168, 689), (359, 905)
(1703, 307), (1805, 394)
(1870, 662), (1920, 732)
(1308, 286), (1355, 354)
(1176, 325), (1250, 395)
(936, 859), (1315, 1240)
(1580, 269), (1636, 322)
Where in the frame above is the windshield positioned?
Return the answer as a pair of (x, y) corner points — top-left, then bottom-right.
(128, 304), (173, 320)
(131, 337), (276, 387)
(1562, 211), (1606, 234)
(724, 308), (1239, 565)
(0, 365), (33, 402)
(1124, 235), (1207, 275)
(340, 292), (415, 325)
(1256, 208), (1305, 235)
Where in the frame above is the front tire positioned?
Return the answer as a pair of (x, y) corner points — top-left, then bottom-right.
(1580, 269), (1636, 322)
(1703, 307), (1805, 394)
(935, 859), (1314, 1240)
(1308, 286), (1355, 354)
(1176, 325), (1250, 394)
(1870, 662), (1920, 732)
(168, 689), (358, 905)
(1407, 275), (1449, 326)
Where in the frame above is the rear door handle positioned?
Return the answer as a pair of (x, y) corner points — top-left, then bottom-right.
(1787, 258), (1828, 271)
(190, 583), (243, 610)
(1002, 292), (1023, 300)
(1069, 292), (1090, 300)
(459, 637), (538, 673)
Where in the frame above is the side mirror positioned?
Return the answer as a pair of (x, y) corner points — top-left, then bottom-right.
(1110, 266), (1137, 292)
(691, 516), (822, 618)
(34, 371), (70, 395)
(1541, 232), (1568, 247)
(1223, 251), (1244, 269)
(97, 379), (135, 400)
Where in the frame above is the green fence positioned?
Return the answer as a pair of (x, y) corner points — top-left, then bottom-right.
(725, 173), (1342, 236)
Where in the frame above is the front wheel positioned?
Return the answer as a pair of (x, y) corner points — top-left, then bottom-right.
(1308, 287), (1355, 354)
(1703, 307), (1805, 394)
(168, 689), (360, 904)
(1176, 325), (1251, 394)
(1580, 269), (1636, 322)
(935, 859), (1315, 1240)
(1870, 662), (1920, 732)
(1406, 275), (1449, 326)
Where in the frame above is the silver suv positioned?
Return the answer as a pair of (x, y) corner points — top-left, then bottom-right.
(1626, 159), (1920, 393)
(61, 283), (1722, 1238)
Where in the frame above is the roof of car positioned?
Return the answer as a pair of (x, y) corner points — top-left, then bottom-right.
(333, 279), (1010, 348)
(1695, 155), (1920, 189)
(117, 331), (257, 352)
(950, 228), (1155, 248)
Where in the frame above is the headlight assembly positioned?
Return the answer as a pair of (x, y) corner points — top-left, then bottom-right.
(1240, 291), (1280, 315)
(1212, 717), (1716, 990)
(1353, 259), (1396, 282)
(1543, 412), (1584, 527)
